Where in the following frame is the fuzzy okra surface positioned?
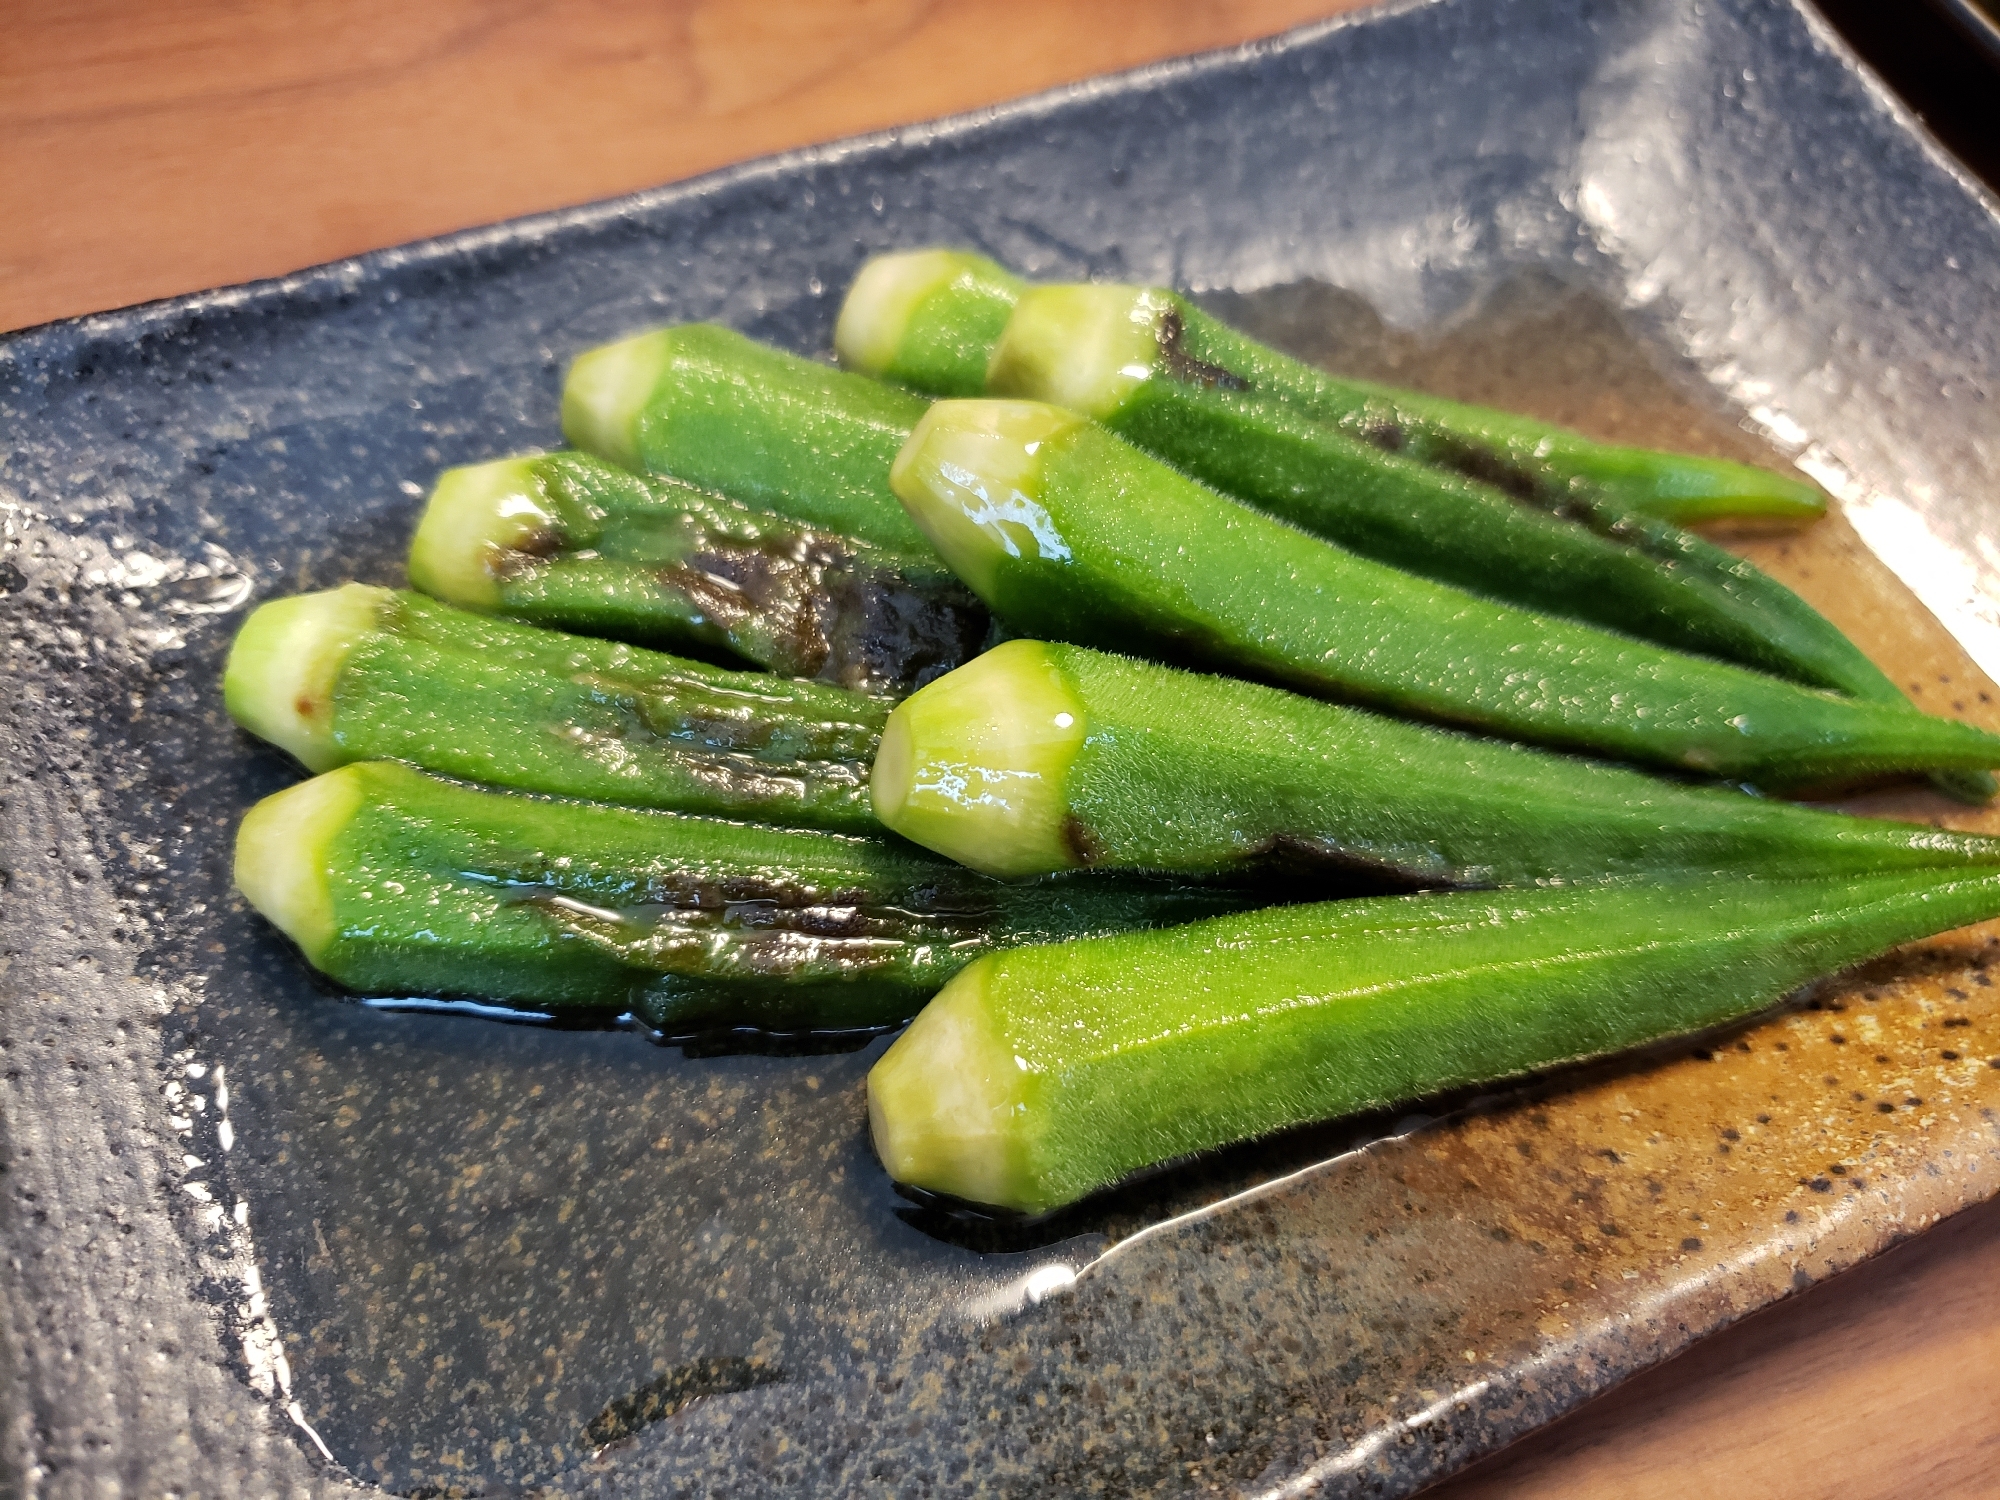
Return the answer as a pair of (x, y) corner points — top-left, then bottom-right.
(870, 867), (2000, 1214)
(562, 323), (932, 555)
(839, 260), (1987, 802)
(886, 401), (2000, 790)
(982, 284), (1999, 802)
(835, 248), (1824, 525)
(408, 449), (987, 695)
(233, 762), (1251, 1033)
(226, 584), (893, 832)
(873, 639), (2000, 883)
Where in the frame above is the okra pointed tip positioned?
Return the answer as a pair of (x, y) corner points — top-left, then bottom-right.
(406, 456), (556, 609)
(889, 399), (1083, 599)
(868, 959), (1034, 1212)
(986, 282), (1166, 419)
(561, 328), (676, 470)
(223, 583), (393, 772)
(1624, 465), (1830, 527)
(835, 249), (1016, 377)
(871, 640), (1089, 878)
(233, 765), (370, 964)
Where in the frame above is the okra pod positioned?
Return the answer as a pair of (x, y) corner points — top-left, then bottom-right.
(407, 449), (986, 693)
(235, 762), (1247, 1032)
(987, 292), (1873, 682)
(835, 249), (1024, 397)
(870, 866), (2000, 1213)
(837, 251), (1823, 524)
(873, 639), (2000, 881)
(562, 323), (931, 554)
(887, 401), (2000, 788)
(225, 584), (890, 831)
(863, 268), (1984, 802)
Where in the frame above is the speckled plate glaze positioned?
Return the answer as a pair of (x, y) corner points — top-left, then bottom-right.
(8, 1), (2000, 1495)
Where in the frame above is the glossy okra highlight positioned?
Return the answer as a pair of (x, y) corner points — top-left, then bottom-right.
(860, 266), (1985, 802)
(887, 401), (2000, 789)
(408, 449), (986, 694)
(870, 866), (2000, 1214)
(235, 762), (1248, 1033)
(226, 585), (890, 831)
(837, 251), (1824, 525)
(873, 640), (2000, 882)
(992, 291), (1890, 679)
(562, 322), (931, 553)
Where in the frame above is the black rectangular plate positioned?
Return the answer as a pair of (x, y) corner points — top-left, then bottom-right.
(6, 1), (2000, 1495)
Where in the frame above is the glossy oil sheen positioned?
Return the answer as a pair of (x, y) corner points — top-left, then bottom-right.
(289, 762), (1245, 1031)
(6, 1), (2000, 1496)
(978, 420), (2000, 784)
(474, 451), (989, 694)
(329, 592), (891, 831)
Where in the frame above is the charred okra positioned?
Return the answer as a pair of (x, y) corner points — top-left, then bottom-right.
(841, 264), (1989, 797)
(234, 762), (1249, 1033)
(226, 585), (890, 831)
(886, 401), (2000, 789)
(837, 250), (1823, 524)
(408, 450), (985, 694)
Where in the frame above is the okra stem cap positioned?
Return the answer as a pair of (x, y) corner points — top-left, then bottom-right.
(561, 328), (676, 471)
(867, 957), (1030, 1211)
(234, 765), (368, 964)
(835, 249), (1015, 377)
(985, 283), (1166, 420)
(406, 457), (558, 610)
(871, 639), (1089, 879)
(222, 583), (393, 771)
(888, 399), (1082, 600)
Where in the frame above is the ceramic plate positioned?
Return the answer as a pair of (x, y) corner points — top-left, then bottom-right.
(7, 0), (2000, 1493)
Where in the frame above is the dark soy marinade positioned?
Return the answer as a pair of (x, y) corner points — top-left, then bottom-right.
(408, 449), (988, 695)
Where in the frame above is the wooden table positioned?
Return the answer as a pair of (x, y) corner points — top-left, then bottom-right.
(7, 3), (1996, 1494)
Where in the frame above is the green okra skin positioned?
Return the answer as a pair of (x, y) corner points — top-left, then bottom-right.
(887, 402), (2000, 789)
(872, 639), (2000, 882)
(982, 284), (1989, 805)
(869, 866), (2000, 1213)
(835, 257), (1823, 525)
(234, 761), (1249, 1033)
(1161, 291), (1826, 525)
(225, 584), (890, 832)
(407, 449), (987, 695)
(987, 289), (1861, 684)
(562, 323), (933, 553)
(835, 249), (1025, 396)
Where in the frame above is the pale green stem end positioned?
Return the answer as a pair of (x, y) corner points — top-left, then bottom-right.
(888, 399), (1083, 600)
(234, 765), (368, 964)
(561, 328), (676, 470)
(867, 958), (1031, 1210)
(985, 283), (1167, 420)
(871, 639), (1089, 879)
(406, 456), (555, 610)
(223, 583), (393, 772)
(835, 249), (1020, 377)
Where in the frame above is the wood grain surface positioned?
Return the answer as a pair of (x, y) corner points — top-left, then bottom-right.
(6, 2), (1996, 1495)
